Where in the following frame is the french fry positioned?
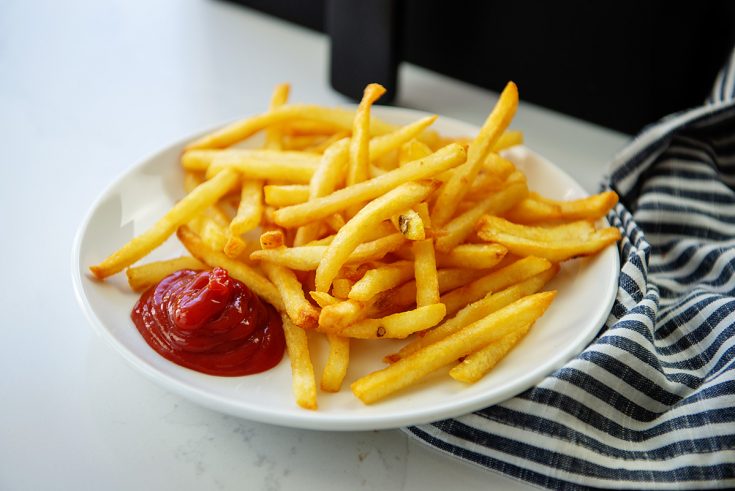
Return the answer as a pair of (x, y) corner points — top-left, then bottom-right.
(503, 196), (562, 224)
(441, 256), (552, 317)
(182, 149), (319, 172)
(206, 154), (320, 183)
(321, 335), (350, 392)
(399, 139), (433, 166)
(186, 104), (397, 151)
(449, 324), (531, 383)
(273, 143), (466, 228)
(348, 83), (386, 186)
(386, 268), (491, 310)
(281, 314), (318, 410)
(315, 181), (437, 292)
(333, 304), (446, 339)
(492, 130), (523, 151)
(431, 82), (519, 226)
(331, 278), (354, 299)
(351, 291), (556, 404)
(309, 290), (339, 308)
(225, 179), (263, 257)
(318, 298), (367, 330)
(476, 216), (622, 262)
(250, 233), (405, 270)
(126, 256), (207, 292)
(261, 262), (319, 329)
(348, 261), (414, 302)
(533, 190), (619, 222)
(176, 225), (284, 310)
(259, 229), (286, 249)
(435, 243), (508, 269)
(387, 266), (558, 362)
(264, 83), (290, 150)
(371, 116), (437, 163)
(393, 208), (425, 240)
(90, 169), (240, 279)
(413, 239), (439, 307)
(263, 184), (310, 206)
(435, 172), (528, 252)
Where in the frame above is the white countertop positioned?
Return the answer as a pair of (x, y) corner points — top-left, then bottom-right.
(0, 0), (629, 489)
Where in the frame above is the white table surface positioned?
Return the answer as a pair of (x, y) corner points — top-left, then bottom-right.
(0, 0), (629, 489)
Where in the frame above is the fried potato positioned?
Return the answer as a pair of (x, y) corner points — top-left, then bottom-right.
(264, 83), (290, 150)
(435, 243), (508, 269)
(351, 291), (556, 403)
(348, 83), (386, 186)
(259, 229), (286, 249)
(282, 314), (318, 410)
(182, 149), (319, 172)
(449, 324), (531, 383)
(476, 216), (621, 262)
(348, 261), (414, 302)
(393, 208), (425, 240)
(90, 169), (240, 279)
(126, 256), (207, 292)
(225, 179), (263, 257)
(333, 304), (446, 339)
(413, 239), (439, 307)
(262, 262), (319, 329)
(321, 335), (350, 392)
(263, 184), (310, 206)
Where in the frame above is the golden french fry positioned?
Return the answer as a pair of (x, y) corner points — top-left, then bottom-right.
(125, 256), (208, 292)
(321, 334), (350, 392)
(333, 304), (446, 339)
(273, 143), (466, 228)
(294, 138), (350, 246)
(435, 243), (508, 269)
(250, 233), (405, 270)
(261, 262), (319, 329)
(264, 83), (290, 150)
(435, 172), (528, 252)
(318, 298), (368, 330)
(315, 181), (437, 292)
(503, 196), (562, 224)
(386, 268), (490, 310)
(263, 184), (310, 206)
(413, 239), (439, 307)
(281, 314), (318, 410)
(441, 256), (552, 317)
(393, 208), (425, 240)
(186, 104), (397, 151)
(224, 179), (264, 257)
(182, 149), (319, 172)
(371, 116), (437, 162)
(176, 225), (284, 310)
(476, 216), (621, 262)
(492, 130), (523, 151)
(351, 291), (556, 404)
(259, 229), (286, 249)
(431, 82), (519, 226)
(450, 324), (531, 383)
(90, 169), (239, 279)
(324, 213), (346, 233)
(348, 261), (414, 302)
(348, 83), (386, 186)
(206, 155), (320, 183)
(309, 290), (339, 308)
(331, 278), (354, 299)
(399, 139), (433, 166)
(533, 190), (619, 222)
(387, 265), (558, 362)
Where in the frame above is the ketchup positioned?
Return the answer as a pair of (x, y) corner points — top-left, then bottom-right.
(131, 267), (285, 376)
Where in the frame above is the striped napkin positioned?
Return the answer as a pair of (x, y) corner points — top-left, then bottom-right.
(405, 53), (735, 489)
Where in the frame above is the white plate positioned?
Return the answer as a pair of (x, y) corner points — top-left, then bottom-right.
(72, 107), (619, 431)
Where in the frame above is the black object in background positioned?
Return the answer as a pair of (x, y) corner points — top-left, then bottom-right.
(225, 0), (735, 134)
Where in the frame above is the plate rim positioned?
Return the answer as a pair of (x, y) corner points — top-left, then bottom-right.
(71, 107), (620, 430)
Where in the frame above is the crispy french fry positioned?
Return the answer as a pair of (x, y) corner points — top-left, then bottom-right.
(263, 184), (310, 206)
(186, 104), (397, 151)
(348, 261), (414, 302)
(321, 335), (350, 392)
(431, 82), (519, 226)
(399, 139), (433, 166)
(273, 143), (466, 228)
(176, 225), (284, 310)
(259, 229), (286, 249)
(309, 290), (339, 308)
(333, 304), (446, 339)
(225, 179), (264, 257)
(533, 190), (619, 222)
(435, 243), (508, 269)
(348, 83), (386, 186)
(261, 262), (319, 329)
(90, 169), (239, 279)
(387, 266), (558, 362)
(281, 314), (317, 410)
(182, 149), (319, 172)
(441, 256), (552, 317)
(264, 83), (290, 150)
(393, 208), (425, 240)
(435, 172), (528, 252)
(318, 298), (366, 330)
(371, 116), (437, 162)
(386, 268), (490, 310)
(315, 181), (437, 292)
(476, 216), (621, 262)
(331, 278), (354, 299)
(206, 155), (320, 183)
(449, 324), (531, 383)
(351, 291), (556, 404)
(125, 256), (208, 292)
(250, 233), (405, 270)
(503, 196), (562, 224)
(492, 130), (523, 151)
(413, 239), (439, 307)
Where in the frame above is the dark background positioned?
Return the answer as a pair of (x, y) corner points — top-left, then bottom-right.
(226, 0), (735, 134)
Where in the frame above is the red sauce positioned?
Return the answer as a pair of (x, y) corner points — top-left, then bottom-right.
(131, 267), (285, 376)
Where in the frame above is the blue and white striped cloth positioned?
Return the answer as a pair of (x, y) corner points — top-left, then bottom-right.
(406, 53), (735, 488)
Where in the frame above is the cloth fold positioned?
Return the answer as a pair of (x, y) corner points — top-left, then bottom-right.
(405, 52), (735, 489)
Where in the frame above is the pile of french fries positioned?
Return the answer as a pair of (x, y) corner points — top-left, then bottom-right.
(90, 82), (621, 409)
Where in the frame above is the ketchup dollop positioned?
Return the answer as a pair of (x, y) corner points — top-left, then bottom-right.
(131, 267), (285, 376)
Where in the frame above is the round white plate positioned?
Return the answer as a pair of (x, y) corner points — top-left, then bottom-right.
(72, 107), (619, 431)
